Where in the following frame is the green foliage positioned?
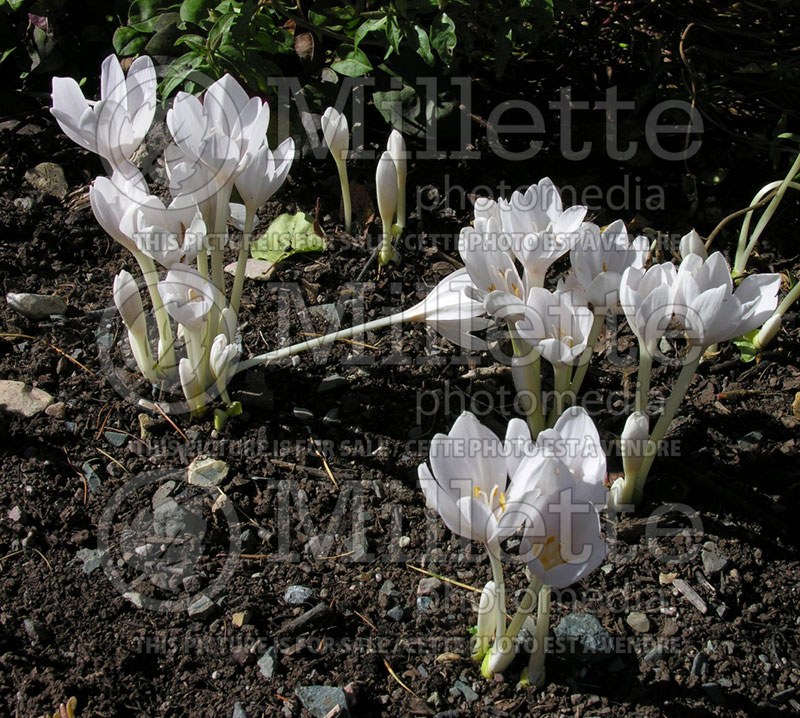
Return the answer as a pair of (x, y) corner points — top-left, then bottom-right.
(250, 211), (326, 265)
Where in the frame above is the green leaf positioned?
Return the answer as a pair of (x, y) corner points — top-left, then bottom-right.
(113, 26), (148, 56)
(429, 11), (456, 63)
(128, 0), (162, 32)
(354, 16), (387, 50)
(250, 211), (326, 264)
(330, 46), (373, 77)
(180, 0), (213, 24)
(410, 23), (434, 66)
(385, 16), (403, 58)
(733, 329), (759, 363)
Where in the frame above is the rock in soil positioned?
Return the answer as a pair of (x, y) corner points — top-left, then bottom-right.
(6, 291), (67, 319)
(553, 612), (613, 663)
(0, 380), (54, 417)
(294, 685), (349, 718)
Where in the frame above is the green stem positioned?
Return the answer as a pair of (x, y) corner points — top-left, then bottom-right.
(510, 334), (545, 438)
(633, 355), (701, 504)
(568, 313), (605, 400)
(547, 363), (572, 427)
(134, 251), (176, 379)
(524, 584), (551, 689)
(635, 348), (653, 414)
(230, 208), (255, 318)
(734, 152), (800, 277)
(336, 160), (351, 232)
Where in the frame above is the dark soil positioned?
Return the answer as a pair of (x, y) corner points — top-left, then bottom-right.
(1, 2), (800, 716)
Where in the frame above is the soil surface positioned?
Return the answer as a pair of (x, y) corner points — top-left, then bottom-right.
(1, 2), (800, 717)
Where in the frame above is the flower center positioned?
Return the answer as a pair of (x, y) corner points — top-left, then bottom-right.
(538, 535), (568, 572)
(474, 485), (507, 516)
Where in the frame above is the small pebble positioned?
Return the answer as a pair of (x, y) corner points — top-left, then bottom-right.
(284, 585), (313, 604)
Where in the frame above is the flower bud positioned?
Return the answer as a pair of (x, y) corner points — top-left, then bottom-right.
(679, 229), (707, 260)
(621, 411), (650, 480)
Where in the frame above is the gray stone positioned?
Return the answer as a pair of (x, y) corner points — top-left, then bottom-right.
(349, 533), (369, 562)
(231, 702), (248, 718)
(23, 619), (52, 645)
(322, 408), (341, 426)
(151, 481), (176, 509)
(153, 498), (185, 538)
(187, 455), (229, 487)
(257, 647), (277, 680)
(7, 291), (67, 320)
(453, 680), (478, 703)
(0, 380), (54, 417)
(626, 611), (650, 634)
(24, 162), (68, 198)
(294, 686), (348, 718)
(224, 258), (276, 281)
(293, 407), (314, 421)
(309, 303), (343, 325)
(417, 577), (442, 596)
(75, 548), (103, 575)
(104, 430), (127, 447)
(387, 606), (404, 622)
(643, 643), (667, 664)
(737, 431), (762, 449)
(187, 595), (216, 618)
(44, 401), (66, 419)
(317, 374), (348, 393)
(691, 652), (708, 677)
(416, 596), (434, 612)
(284, 585), (313, 604)
(553, 612), (613, 663)
(81, 462), (102, 493)
(123, 591), (144, 609)
(701, 546), (728, 577)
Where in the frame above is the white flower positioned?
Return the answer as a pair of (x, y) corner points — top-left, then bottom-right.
(401, 268), (491, 350)
(458, 216), (523, 301)
(679, 229), (707, 260)
(113, 270), (155, 380)
(166, 75), (269, 189)
(620, 411), (649, 481)
(157, 264), (221, 330)
(619, 262), (677, 356)
(512, 408), (608, 587)
(496, 178), (587, 288)
(486, 287), (594, 367)
(120, 197), (205, 269)
(387, 129), (407, 227)
(376, 151), (398, 264)
(321, 107), (349, 161)
(234, 137), (295, 214)
(89, 167), (150, 254)
(674, 252), (781, 348)
(51, 54), (156, 170)
(417, 412), (534, 546)
(570, 220), (649, 313)
(209, 333), (240, 384)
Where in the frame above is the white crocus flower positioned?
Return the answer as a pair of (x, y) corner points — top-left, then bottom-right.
(113, 270), (156, 381)
(571, 220), (649, 313)
(51, 54), (156, 171)
(234, 137), (295, 214)
(473, 580), (498, 662)
(157, 264), (220, 331)
(496, 178), (587, 288)
(619, 262), (677, 357)
(376, 151), (398, 265)
(679, 229), (707, 260)
(387, 129), (407, 228)
(458, 216), (523, 302)
(674, 251), (781, 349)
(120, 197), (205, 269)
(321, 107), (351, 231)
(400, 268), (491, 350)
(89, 167), (150, 255)
(209, 333), (240, 404)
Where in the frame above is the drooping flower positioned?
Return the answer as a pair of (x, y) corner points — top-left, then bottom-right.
(51, 54), (156, 171)
(400, 268), (492, 350)
(673, 251), (781, 349)
(570, 220), (649, 313)
(619, 262), (677, 357)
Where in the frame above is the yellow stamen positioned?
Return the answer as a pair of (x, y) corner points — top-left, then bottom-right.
(539, 535), (567, 572)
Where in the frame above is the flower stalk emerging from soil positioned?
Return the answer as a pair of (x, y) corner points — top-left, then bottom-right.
(321, 107), (351, 232)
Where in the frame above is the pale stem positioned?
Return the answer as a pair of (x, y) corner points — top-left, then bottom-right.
(525, 584), (551, 689)
(235, 312), (405, 373)
(127, 329), (158, 382)
(734, 152), (800, 277)
(547, 363), (572, 427)
(510, 333), (545, 438)
(484, 574), (543, 676)
(336, 159), (352, 232)
(134, 250), (176, 378)
(230, 208), (256, 318)
(196, 248), (209, 280)
(568, 313), (605, 400)
(184, 325), (209, 396)
(396, 176), (406, 229)
(635, 347), (654, 415)
(211, 182), (231, 293)
(487, 544), (507, 655)
(632, 355), (701, 504)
